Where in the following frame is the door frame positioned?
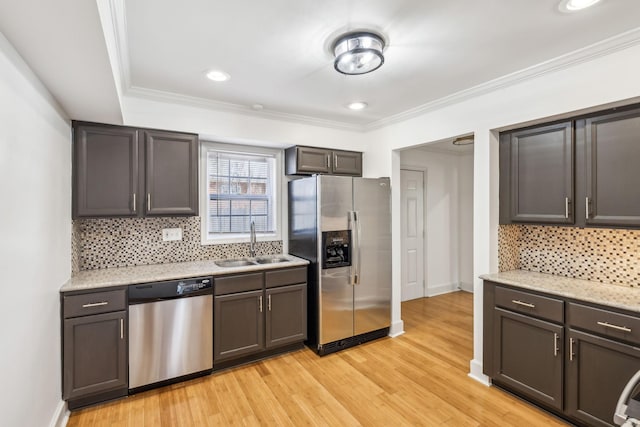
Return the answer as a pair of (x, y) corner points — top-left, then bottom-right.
(400, 167), (427, 301)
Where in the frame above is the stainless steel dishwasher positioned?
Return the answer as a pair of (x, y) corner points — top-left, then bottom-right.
(128, 276), (213, 391)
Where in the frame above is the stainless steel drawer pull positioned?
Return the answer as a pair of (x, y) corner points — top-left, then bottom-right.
(570, 338), (575, 361)
(82, 301), (109, 308)
(553, 333), (559, 356)
(597, 321), (632, 333)
(512, 300), (536, 308)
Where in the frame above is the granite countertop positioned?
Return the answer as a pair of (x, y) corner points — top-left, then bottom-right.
(61, 255), (310, 292)
(480, 270), (640, 313)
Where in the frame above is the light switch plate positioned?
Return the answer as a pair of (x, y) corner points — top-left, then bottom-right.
(162, 228), (183, 241)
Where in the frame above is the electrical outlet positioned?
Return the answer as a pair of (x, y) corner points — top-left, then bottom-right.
(162, 228), (183, 241)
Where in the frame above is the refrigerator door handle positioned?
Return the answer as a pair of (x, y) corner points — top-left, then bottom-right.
(348, 211), (358, 285)
(351, 210), (361, 285)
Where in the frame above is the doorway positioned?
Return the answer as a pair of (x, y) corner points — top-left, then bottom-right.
(401, 169), (425, 301)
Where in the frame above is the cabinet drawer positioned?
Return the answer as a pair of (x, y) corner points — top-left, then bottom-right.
(495, 286), (564, 323)
(568, 303), (640, 345)
(265, 267), (307, 289)
(63, 289), (126, 318)
(215, 273), (263, 295)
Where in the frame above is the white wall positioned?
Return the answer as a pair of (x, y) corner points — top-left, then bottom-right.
(0, 32), (71, 427)
(400, 149), (473, 296)
(458, 153), (474, 291)
(375, 41), (640, 384)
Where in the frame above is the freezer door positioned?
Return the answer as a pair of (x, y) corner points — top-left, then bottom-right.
(319, 175), (352, 232)
(353, 178), (392, 335)
(319, 266), (354, 344)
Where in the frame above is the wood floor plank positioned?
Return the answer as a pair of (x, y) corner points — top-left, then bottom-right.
(67, 292), (570, 426)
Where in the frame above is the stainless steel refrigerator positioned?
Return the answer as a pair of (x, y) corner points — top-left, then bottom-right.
(288, 175), (391, 355)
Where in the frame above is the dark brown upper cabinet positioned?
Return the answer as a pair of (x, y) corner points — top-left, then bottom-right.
(143, 130), (198, 216)
(500, 121), (574, 224)
(73, 122), (198, 218)
(285, 145), (362, 176)
(73, 124), (139, 217)
(577, 108), (640, 227)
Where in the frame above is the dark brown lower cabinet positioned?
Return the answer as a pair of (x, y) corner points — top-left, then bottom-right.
(214, 289), (265, 362)
(63, 311), (127, 403)
(266, 283), (307, 348)
(493, 308), (563, 410)
(213, 267), (308, 367)
(566, 329), (640, 427)
(484, 280), (640, 427)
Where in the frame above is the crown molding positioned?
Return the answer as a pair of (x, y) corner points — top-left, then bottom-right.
(124, 86), (365, 131)
(364, 26), (640, 131)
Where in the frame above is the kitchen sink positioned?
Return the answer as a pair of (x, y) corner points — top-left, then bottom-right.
(214, 258), (256, 268)
(255, 255), (290, 264)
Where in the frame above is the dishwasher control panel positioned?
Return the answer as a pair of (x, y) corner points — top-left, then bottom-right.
(129, 277), (213, 304)
(177, 279), (210, 295)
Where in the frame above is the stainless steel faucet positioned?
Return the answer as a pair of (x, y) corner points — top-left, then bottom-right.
(249, 221), (256, 257)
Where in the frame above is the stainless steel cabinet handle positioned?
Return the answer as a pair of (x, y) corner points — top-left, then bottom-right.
(570, 338), (575, 361)
(147, 193), (151, 211)
(82, 301), (108, 308)
(597, 321), (631, 333)
(585, 197), (590, 219)
(259, 295), (263, 313)
(553, 333), (559, 357)
(120, 318), (124, 339)
(511, 299), (535, 308)
(334, 154), (338, 169)
(565, 197), (569, 219)
(268, 294), (272, 311)
(133, 193), (136, 213)
(326, 155), (330, 169)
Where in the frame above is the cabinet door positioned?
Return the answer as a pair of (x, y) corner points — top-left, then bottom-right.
(144, 130), (198, 216)
(493, 308), (564, 410)
(331, 150), (362, 176)
(566, 329), (640, 427)
(266, 284), (307, 348)
(63, 311), (127, 400)
(509, 122), (573, 224)
(584, 109), (640, 227)
(74, 124), (138, 217)
(214, 290), (265, 362)
(293, 146), (331, 174)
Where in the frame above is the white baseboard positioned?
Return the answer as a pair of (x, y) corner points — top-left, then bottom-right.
(389, 319), (405, 337)
(458, 281), (474, 293)
(468, 359), (491, 386)
(425, 282), (459, 297)
(50, 401), (69, 427)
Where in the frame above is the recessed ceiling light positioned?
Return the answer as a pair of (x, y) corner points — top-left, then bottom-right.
(558, 0), (601, 12)
(347, 101), (368, 110)
(206, 70), (230, 82)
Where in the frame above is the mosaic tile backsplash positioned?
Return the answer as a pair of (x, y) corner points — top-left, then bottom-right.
(75, 216), (283, 271)
(498, 224), (640, 287)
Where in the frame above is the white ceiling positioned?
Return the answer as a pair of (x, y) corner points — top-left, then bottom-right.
(2, 0), (640, 129)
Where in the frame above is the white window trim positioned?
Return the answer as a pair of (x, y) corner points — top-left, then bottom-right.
(200, 141), (284, 245)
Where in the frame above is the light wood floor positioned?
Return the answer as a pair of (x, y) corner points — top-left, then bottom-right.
(68, 292), (569, 426)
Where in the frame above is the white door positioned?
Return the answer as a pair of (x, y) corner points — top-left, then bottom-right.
(401, 169), (425, 301)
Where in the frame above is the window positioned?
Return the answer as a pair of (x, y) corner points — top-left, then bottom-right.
(201, 143), (281, 243)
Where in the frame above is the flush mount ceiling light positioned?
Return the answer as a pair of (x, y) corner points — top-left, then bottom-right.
(347, 101), (368, 110)
(205, 69), (230, 82)
(558, 0), (602, 12)
(333, 32), (385, 75)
